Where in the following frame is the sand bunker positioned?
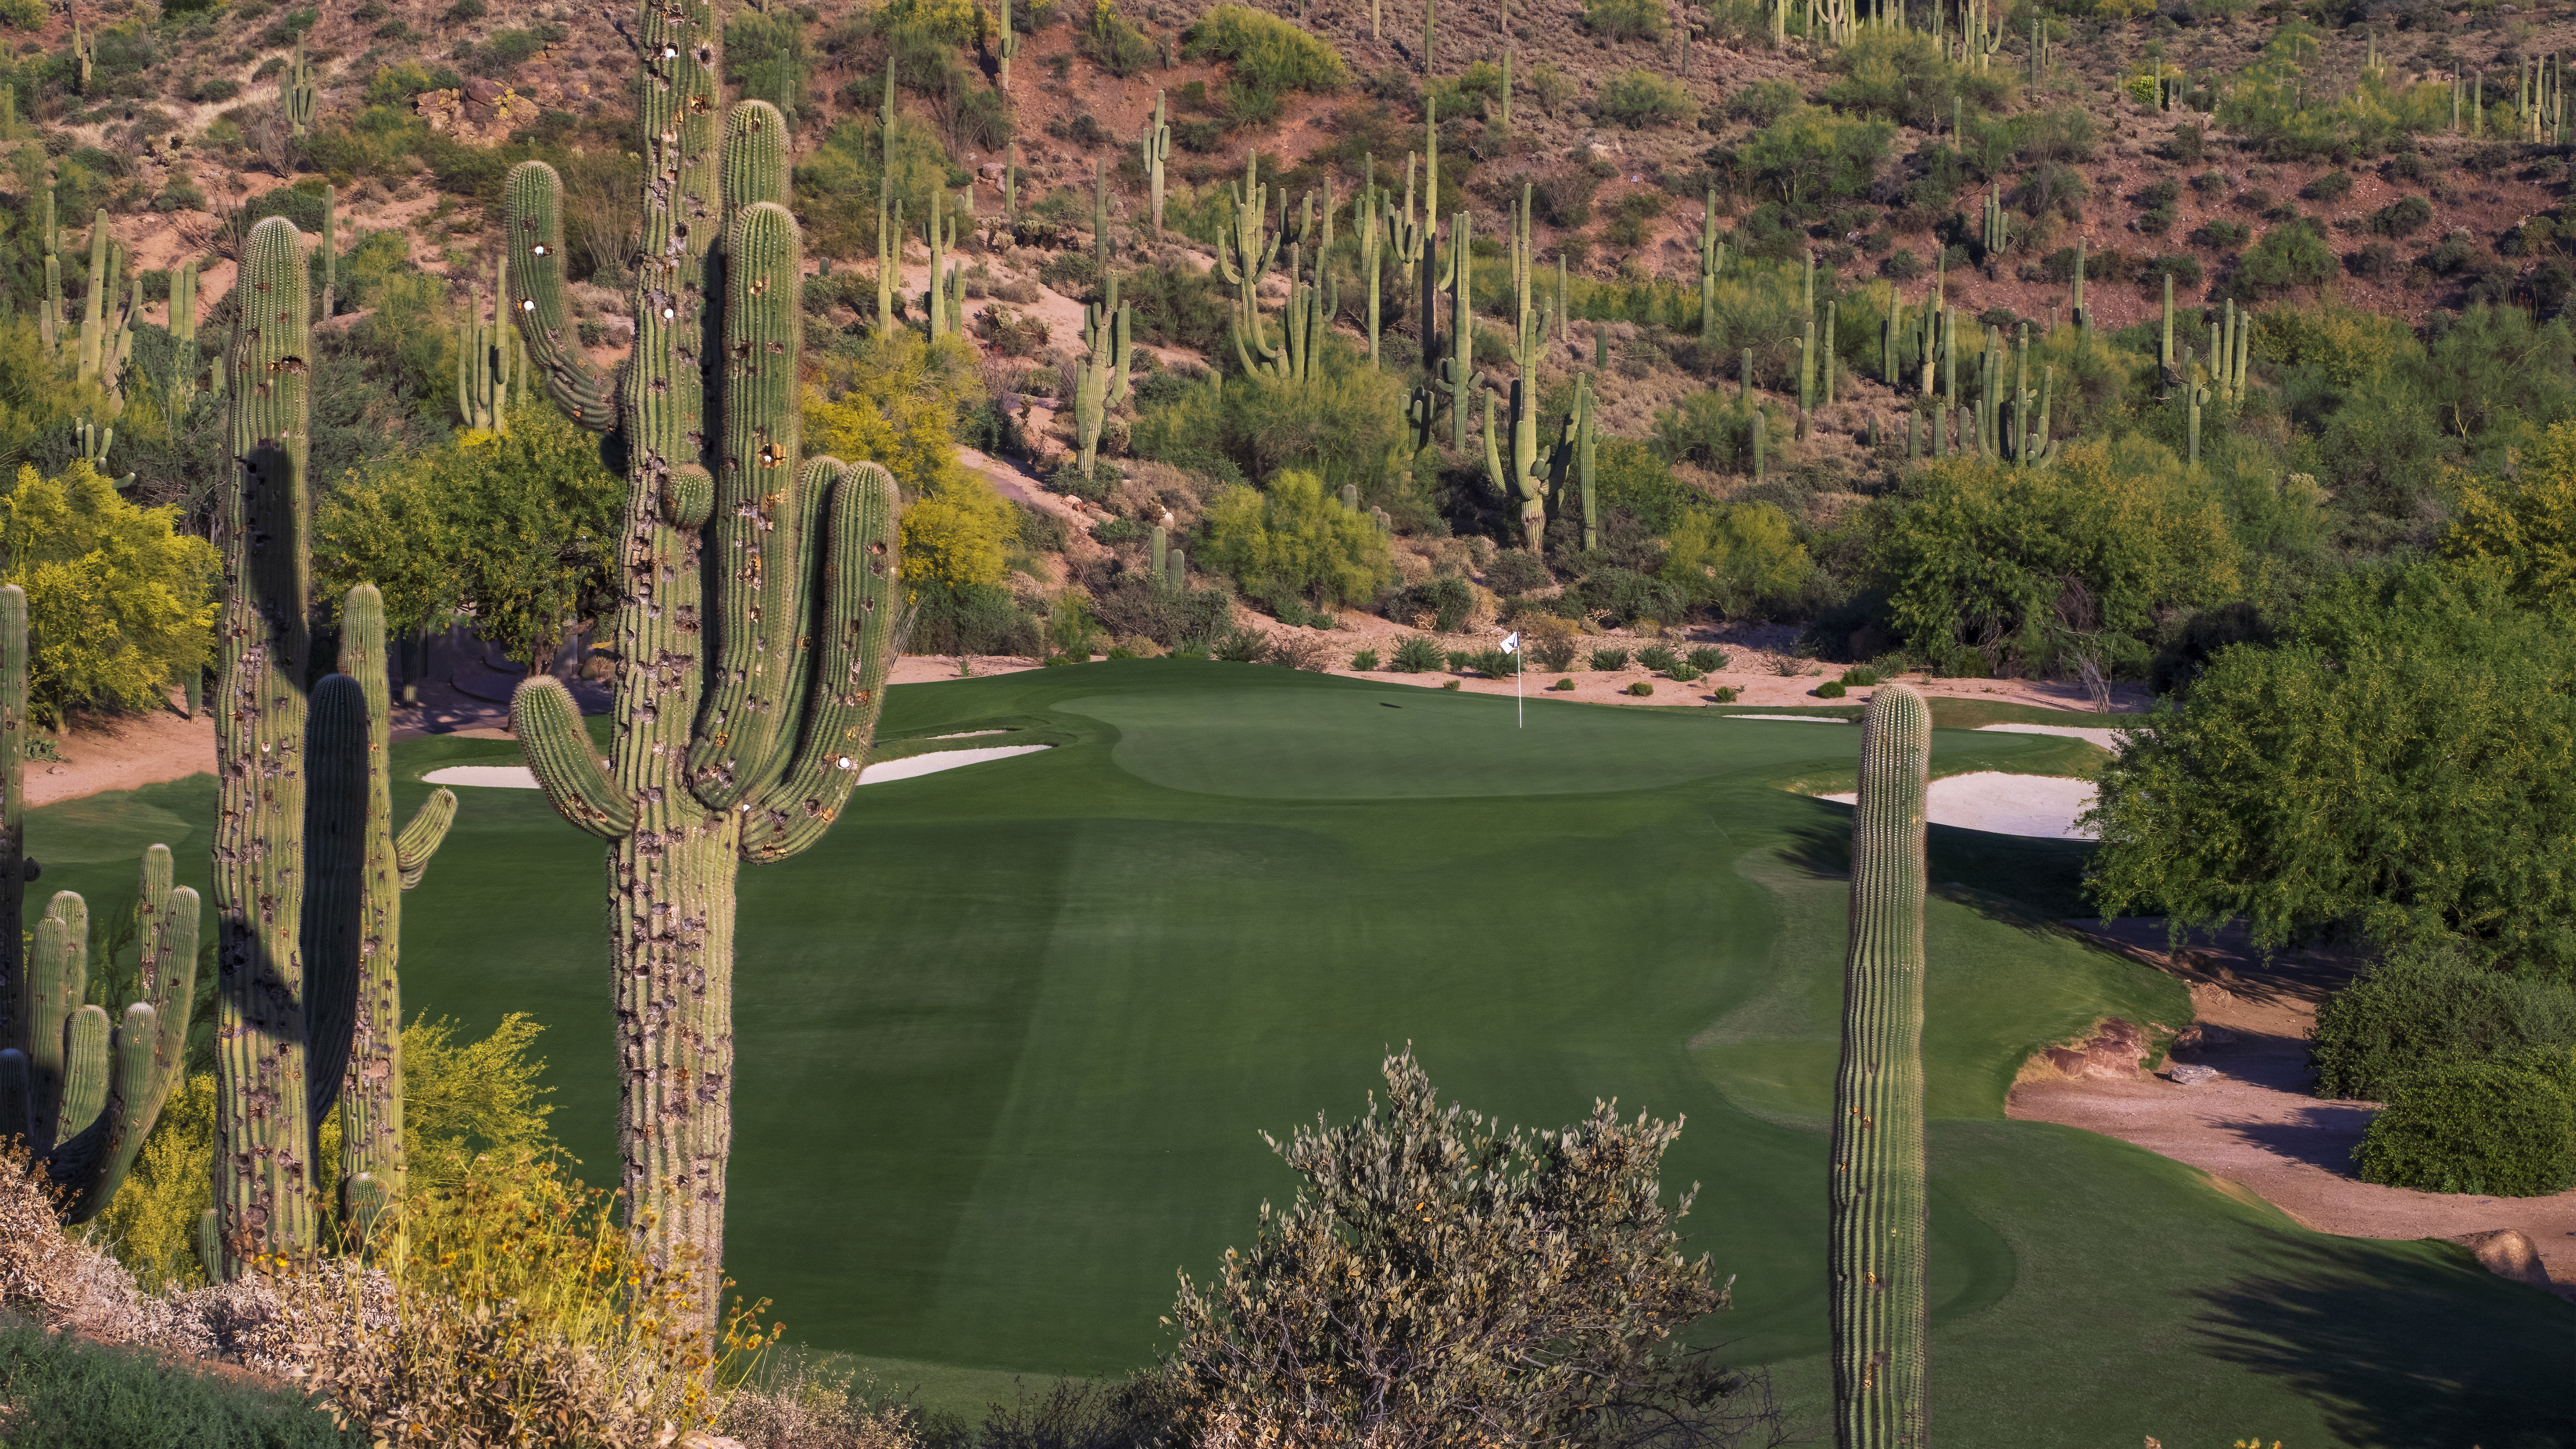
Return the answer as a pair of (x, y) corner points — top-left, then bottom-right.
(424, 744), (1050, 791)
(1820, 771), (2098, 838)
(1723, 714), (1848, 723)
(1975, 721), (2137, 751)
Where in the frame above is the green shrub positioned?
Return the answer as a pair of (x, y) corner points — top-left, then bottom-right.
(2310, 951), (2576, 1101)
(1470, 647), (1520, 677)
(1390, 634), (1445, 672)
(1571, 567), (1688, 627)
(1840, 666), (1880, 686)
(2231, 220), (2336, 297)
(1446, 650), (1473, 672)
(1531, 635), (1579, 671)
(1183, 3), (1346, 91)
(1668, 662), (1703, 683)
(1625, 679), (1654, 696)
(1815, 680), (1847, 697)
(1711, 685), (1740, 702)
(1580, 0), (1666, 40)
(1588, 647), (1630, 671)
(911, 579), (1043, 656)
(1687, 646), (1727, 673)
(1550, 677), (1576, 691)
(2304, 170), (2354, 203)
(1393, 577), (1473, 633)
(2363, 194), (2434, 239)
(2354, 1058), (2576, 1197)
(0, 1323), (365, 1447)
(1444, 678), (1463, 690)
(1592, 69), (1696, 129)
(1350, 648), (1379, 671)
(1215, 625), (1271, 662)
(1636, 644), (1679, 674)
(1731, 106), (1893, 208)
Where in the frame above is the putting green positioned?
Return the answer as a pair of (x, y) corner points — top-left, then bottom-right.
(39, 663), (2573, 1445)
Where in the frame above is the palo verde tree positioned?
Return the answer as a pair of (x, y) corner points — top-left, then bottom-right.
(499, 1), (907, 1327)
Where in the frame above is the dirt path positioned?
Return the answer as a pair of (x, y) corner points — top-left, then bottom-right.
(29, 705), (216, 809)
(2012, 919), (2576, 1298)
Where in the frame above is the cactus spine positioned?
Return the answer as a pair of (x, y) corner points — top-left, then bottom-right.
(0, 585), (201, 1225)
(501, 3), (906, 1319)
(286, 36), (317, 137)
(1075, 273), (1132, 475)
(1828, 682), (1931, 1449)
(1141, 91), (1170, 237)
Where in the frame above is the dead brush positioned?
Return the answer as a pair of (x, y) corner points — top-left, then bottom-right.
(286, 1147), (783, 1449)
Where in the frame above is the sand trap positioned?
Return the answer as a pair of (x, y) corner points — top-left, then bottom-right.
(1975, 722), (2138, 751)
(1724, 714), (1848, 723)
(929, 730), (1013, 740)
(1820, 771), (2098, 839)
(424, 744), (1050, 791)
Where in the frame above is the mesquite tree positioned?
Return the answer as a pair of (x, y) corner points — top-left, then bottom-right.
(499, 4), (906, 1325)
(1828, 683), (1931, 1448)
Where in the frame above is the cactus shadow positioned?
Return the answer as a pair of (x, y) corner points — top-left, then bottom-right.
(2188, 1227), (2576, 1447)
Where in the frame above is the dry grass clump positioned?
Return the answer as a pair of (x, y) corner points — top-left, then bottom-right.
(710, 1361), (925, 1449)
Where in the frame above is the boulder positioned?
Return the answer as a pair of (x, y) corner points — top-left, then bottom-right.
(2168, 1063), (2217, 1085)
(2041, 1017), (2148, 1079)
(2452, 1229), (2555, 1291)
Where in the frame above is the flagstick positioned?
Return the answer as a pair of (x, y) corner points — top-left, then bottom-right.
(1516, 655), (1523, 729)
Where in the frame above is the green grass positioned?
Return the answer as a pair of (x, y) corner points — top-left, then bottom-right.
(36, 662), (2574, 1442)
(0, 1319), (363, 1448)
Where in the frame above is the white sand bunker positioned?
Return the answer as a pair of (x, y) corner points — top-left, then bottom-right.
(1820, 772), (2098, 839)
(1975, 722), (2138, 751)
(1723, 714), (1848, 723)
(424, 744), (1049, 791)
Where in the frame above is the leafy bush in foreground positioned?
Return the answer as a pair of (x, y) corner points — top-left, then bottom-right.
(1154, 1049), (1777, 1446)
(2309, 951), (2576, 1102)
(2354, 1054), (2576, 1197)
(0, 1322), (363, 1449)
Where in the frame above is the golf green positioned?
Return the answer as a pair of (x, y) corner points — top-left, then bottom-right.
(39, 663), (2574, 1446)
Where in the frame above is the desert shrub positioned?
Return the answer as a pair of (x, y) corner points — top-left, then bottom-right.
(1153, 1050), (1766, 1445)
(1658, 503), (1811, 617)
(2303, 170), (2354, 204)
(1122, 263), (1230, 352)
(1728, 106), (1893, 208)
(2196, 219), (2252, 250)
(1580, 0), (1667, 39)
(1840, 666), (1880, 686)
(1687, 647), (1727, 673)
(0, 1323), (365, 1448)
(1075, 2), (1156, 76)
(1571, 566), (1689, 627)
(1269, 632), (1334, 671)
(1588, 647), (1631, 671)
(1213, 624), (1271, 662)
(1823, 30), (2011, 133)
(1389, 634), (1445, 671)
(1200, 471), (1396, 607)
(1726, 79), (1800, 127)
(1131, 355), (1413, 502)
(1467, 647), (1520, 677)
(1350, 647), (1380, 670)
(2229, 220), (2336, 298)
(974, 305), (1051, 357)
(1549, 676), (1576, 690)
(1183, 3), (1346, 91)
(1651, 390), (1770, 472)
(1815, 680), (1847, 698)
(2354, 1058), (2576, 1197)
(0, 460), (216, 726)
(1486, 549), (1551, 593)
(1711, 685), (1739, 702)
(793, 114), (954, 260)
(1636, 644), (1679, 674)
(1531, 636), (1579, 671)
(1592, 70), (1695, 129)
(1445, 650), (1473, 672)
(1668, 661), (1703, 683)
(1393, 576), (1473, 632)
(2309, 951), (2576, 1102)
(1625, 679), (1654, 696)
(2362, 194), (2433, 239)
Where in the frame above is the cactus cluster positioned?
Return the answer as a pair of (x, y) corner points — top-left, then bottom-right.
(2208, 298), (2251, 407)
(167, 259), (201, 409)
(1075, 274), (1133, 475)
(1828, 682), (1931, 1449)
(58, 206), (138, 410)
(1968, 323), (2053, 464)
(1980, 188), (2008, 260)
(0, 586), (200, 1227)
(456, 255), (522, 433)
(1479, 184), (1591, 555)
(205, 217), (459, 1278)
(286, 36), (317, 138)
(499, 0), (907, 1321)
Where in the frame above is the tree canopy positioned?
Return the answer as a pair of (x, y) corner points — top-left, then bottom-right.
(0, 458), (215, 724)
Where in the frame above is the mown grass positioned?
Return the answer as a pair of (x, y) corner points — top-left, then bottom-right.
(0, 1319), (363, 1449)
(39, 662), (2574, 1439)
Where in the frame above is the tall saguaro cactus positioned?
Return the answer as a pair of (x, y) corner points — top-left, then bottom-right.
(0, 586), (200, 1226)
(207, 219), (459, 1279)
(1075, 273), (1132, 474)
(286, 36), (317, 137)
(501, 8), (907, 1323)
(1140, 91), (1170, 237)
(1828, 682), (1930, 1449)
(1480, 185), (1580, 554)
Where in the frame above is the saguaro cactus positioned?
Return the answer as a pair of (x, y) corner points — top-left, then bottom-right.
(501, 9), (907, 1322)
(1141, 91), (1171, 237)
(996, 0), (1020, 88)
(457, 255), (515, 432)
(70, 15), (91, 94)
(1481, 187), (1577, 554)
(1828, 682), (1930, 1449)
(924, 188), (963, 341)
(318, 185), (337, 320)
(1075, 272), (1132, 474)
(874, 62), (903, 334)
(207, 219), (459, 1278)
(37, 190), (60, 355)
(167, 259), (200, 408)
(286, 36), (317, 138)
(0, 585), (200, 1226)
(1698, 190), (1725, 349)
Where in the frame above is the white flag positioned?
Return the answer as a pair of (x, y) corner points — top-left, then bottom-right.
(1499, 632), (1520, 653)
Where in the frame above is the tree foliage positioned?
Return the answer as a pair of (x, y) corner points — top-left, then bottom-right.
(803, 330), (1018, 593)
(2444, 420), (2576, 614)
(313, 402), (623, 667)
(1198, 469), (1394, 606)
(2086, 561), (2576, 977)
(0, 459), (216, 725)
(1157, 1049), (1777, 1448)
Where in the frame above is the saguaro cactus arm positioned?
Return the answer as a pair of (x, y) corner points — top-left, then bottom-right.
(511, 678), (635, 838)
(502, 164), (625, 433)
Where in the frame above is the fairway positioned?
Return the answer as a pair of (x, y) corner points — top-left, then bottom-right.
(42, 662), (2574, 1446)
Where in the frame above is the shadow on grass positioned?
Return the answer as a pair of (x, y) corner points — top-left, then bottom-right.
(2190, 1228), (2576, 1449)
(1771, 816), (2096, 929)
